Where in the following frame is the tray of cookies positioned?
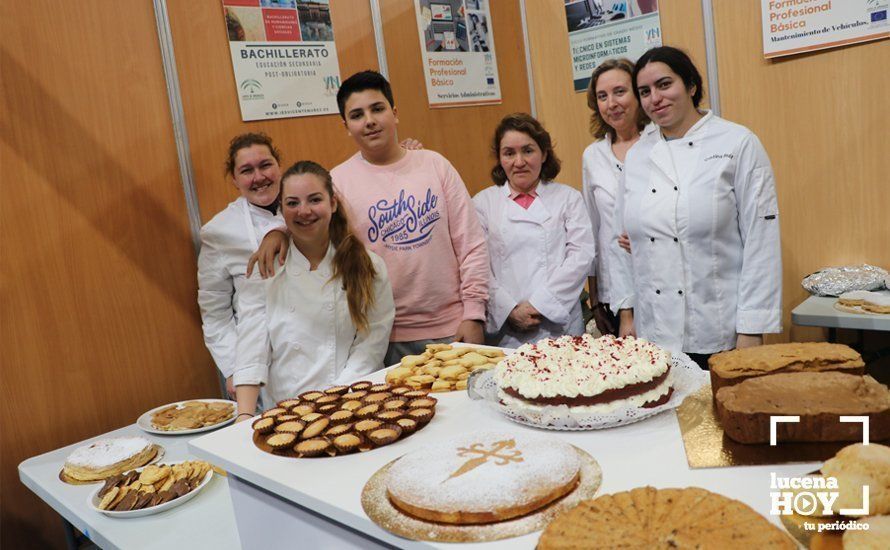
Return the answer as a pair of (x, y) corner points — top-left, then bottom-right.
(251, 381), (437, 458)
(385, 343), (509, 392)
(89, 460), (213, 517)
(137, 399), (236, 435)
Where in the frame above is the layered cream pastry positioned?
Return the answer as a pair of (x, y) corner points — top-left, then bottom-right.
(496, 334), (673, 414)
(63, 437), (157, 482)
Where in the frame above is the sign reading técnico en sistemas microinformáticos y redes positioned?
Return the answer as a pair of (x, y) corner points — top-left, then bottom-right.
(221, 0), (342, 121)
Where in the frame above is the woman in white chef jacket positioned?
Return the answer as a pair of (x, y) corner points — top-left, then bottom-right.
(198, 133), (286, 398)
(474, 113), (596, 348)
(611, 46), (782, 367)
(233, 161), (394, 416)
(582, 58), (653, 336)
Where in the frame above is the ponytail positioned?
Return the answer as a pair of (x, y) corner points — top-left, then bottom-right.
(281, 161), (377, 332)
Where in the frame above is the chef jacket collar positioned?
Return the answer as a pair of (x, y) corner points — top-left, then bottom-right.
(501, 180), (556, 201)
(657, 110), (713, 142)
(287, 240), (335, 274)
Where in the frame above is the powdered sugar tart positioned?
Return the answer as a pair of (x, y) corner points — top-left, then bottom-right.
(386, 431), (581, 525)
(362, 435), (602, 543)
(471, 335), (708, 430)
(61, 437), (164, 484)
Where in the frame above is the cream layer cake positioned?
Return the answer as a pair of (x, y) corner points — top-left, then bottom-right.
(496, 334), (673, 414)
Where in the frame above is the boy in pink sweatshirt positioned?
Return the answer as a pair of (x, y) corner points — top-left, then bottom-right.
(332, 71), (489, 365)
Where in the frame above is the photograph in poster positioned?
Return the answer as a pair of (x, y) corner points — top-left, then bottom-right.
(761, 0), (889, 58)
(222, 0), (341, 121)
(564, 0), (662, 92)
(414, 0), (502, 108)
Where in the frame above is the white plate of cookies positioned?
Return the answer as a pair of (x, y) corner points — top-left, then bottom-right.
(88, 460), (214, 518)
(385, 343), (511, 392)
(137, 399), (236, 435)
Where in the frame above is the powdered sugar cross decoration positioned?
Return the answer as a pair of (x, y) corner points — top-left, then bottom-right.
(446, 439), (524, 480)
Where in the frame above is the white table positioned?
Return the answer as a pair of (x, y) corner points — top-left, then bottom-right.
(18, 424), (240, 550)
(189, 369), (820, 549)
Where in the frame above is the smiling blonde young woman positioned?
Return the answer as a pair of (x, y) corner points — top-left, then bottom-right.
(232, 161), (394, 417)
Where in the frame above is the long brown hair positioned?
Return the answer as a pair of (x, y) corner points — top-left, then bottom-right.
(586, 58), (649, 140)
(280, 161), (377, 332)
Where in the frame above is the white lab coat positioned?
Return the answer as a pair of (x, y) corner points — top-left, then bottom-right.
(197, 197), (284, 378)
(581, 125), (657, 305)
(473, 182), (596, 348)
(233, 242), (395, 405)
(610, 112), (782, 354)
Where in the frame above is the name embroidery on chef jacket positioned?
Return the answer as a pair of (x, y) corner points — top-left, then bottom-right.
(367, 187), (441, 251)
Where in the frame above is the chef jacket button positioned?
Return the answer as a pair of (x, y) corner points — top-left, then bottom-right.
(655, 289), (661, 295)
(688, 141), (693, 146)
(673, 186), (678, 191)
(327, 303), (334, 311)
(651, 188), (656, 193)
(649, 237), (655, 242)
(673, 237), (678, 242)
(678, 290), (684, 295)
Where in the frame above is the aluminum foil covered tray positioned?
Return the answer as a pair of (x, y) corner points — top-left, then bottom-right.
(801, 264), (888, 296)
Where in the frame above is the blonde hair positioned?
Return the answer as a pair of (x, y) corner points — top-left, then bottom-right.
(280, 161), (377, 332)
(586, 58), (649, 140)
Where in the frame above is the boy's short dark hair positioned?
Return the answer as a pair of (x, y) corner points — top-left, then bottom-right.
(336, 70), (395, 118)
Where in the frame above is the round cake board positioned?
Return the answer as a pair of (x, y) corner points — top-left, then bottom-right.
(58, 444), (164, 485)
(361, 446), (602, 543)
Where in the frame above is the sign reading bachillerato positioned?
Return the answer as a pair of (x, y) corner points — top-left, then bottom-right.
(221, 0), (342, 121)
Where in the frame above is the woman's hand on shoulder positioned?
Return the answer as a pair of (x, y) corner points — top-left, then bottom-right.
(247, 230), (289, 279)
(400, 138), (424, 150)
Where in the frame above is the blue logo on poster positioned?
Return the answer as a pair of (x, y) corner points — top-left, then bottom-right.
(871, 10), (887, 22)
(368, 188), (441, 248)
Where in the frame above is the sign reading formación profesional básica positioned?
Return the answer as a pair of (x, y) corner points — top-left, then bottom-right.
(413, 0), (502, 108)
(221, 0), (342, 121)
(761, 0), (889, 58)
(564, 0), (663, 93)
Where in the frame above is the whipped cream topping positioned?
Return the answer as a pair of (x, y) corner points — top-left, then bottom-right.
(496, 334), (671, 399)
(65, 437), (152, 468)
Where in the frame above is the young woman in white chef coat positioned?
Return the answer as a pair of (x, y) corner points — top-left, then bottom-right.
(474, 113), (596, 348)
(198, 133), (286, 398)
(233, 161), (394, 417)
(582, 58), (653, 336)
(611, 46), (782, 367)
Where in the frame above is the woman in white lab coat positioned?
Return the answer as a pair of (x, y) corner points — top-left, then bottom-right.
(611, 46), (782, 367)
(198, 133), (285, 398)
(474, 113), (596, 348)
(582, 58), (652, 336)
(233, 161), (394, 417)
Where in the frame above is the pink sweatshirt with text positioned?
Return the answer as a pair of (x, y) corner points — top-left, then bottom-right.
(331, 150), (489, 342)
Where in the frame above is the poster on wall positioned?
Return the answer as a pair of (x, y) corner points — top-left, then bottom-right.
(221, 0), (342, 121)
(413, 0), (502, 108)
(565, 0), (663, 92)
(761, 0), (889, 58)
